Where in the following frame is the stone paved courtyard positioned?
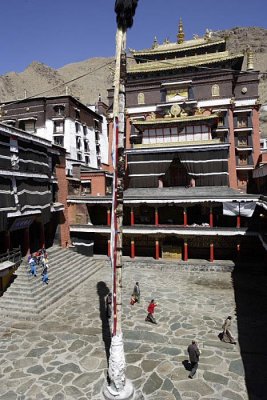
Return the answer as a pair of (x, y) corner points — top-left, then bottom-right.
(0, 260), (266, 400)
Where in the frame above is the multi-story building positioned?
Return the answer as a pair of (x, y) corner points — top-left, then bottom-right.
(0, 122), (69, 292)
(102, 22), (265, 262)
(0, 95), (109, 174)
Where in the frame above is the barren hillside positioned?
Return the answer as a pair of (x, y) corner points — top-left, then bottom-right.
(1, 26), (267, 133)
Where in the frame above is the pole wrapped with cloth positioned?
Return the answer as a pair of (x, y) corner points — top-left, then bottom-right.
(103, 1), (138, 399)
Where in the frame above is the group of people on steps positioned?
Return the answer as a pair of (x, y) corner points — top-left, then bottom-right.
(27, 248), (49, 284)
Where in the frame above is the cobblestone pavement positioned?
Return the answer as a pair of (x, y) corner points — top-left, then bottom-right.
(0, 261), (257, 400)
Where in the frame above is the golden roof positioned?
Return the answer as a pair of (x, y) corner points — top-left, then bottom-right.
(130, 39), (225, 56)
(131, 114), (219, 126)
(128, 51), (243, 74)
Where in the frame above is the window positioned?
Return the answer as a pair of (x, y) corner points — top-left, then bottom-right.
(166, 88), (188, 101)
(218, 116), (224, 127)
(239, 153), (248, 165)
(84, 140), (89, 152)
(82, 181), (91, 194)
(211, 84), (220, 97)
(238, 133), (248, 147)
(237, 113), (248, 128)
(76, 136), (81, 149)
(54, 136), (64, 146)
(83, 125), (87, 135)
(75, 122), (80, 134)
(85, 155), (90, 165)
(54, 120), (64, 134)
(68, 182), (80, 195)
(216, 132), (226, 143)
(77, 152), (82, 161)
(54, 105), (65, 116)
(137, 92), (145, 104)
(75, 109), (80, 120)
(19, 119), (36, 133)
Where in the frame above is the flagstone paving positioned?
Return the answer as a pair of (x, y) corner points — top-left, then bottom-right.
(0, 261), (256, 399)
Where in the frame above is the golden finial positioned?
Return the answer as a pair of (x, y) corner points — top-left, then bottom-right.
(246, 47), (254, 71)
(152, 36), (159, 49)
(177, 17), (185, 44)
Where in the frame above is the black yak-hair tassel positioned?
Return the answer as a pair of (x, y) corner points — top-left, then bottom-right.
(115, 0), (139, 30)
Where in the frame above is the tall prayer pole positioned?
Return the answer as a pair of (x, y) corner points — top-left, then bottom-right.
(103, 1), (138, 399)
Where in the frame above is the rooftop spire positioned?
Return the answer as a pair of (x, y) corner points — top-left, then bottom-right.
(152, 36), (159, 49)
(177, 18), (185, 44)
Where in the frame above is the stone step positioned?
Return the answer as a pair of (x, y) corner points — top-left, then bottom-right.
(14, 252), (95, 281)
(4, 261), (102, 301)
(2, 259), (102, 300)
(0, 261), (103, 319)
(0, 246), (103, 320)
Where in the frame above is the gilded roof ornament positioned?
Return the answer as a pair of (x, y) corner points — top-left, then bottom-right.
(246, 46), (254, 71)
(152, 36), (159, 49)
(177, 17), (185, 44)
(204, 29), (212, 41)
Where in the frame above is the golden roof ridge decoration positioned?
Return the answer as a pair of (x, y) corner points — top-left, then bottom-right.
(128, 52), (244, 74)
(130, 38), (225, 55)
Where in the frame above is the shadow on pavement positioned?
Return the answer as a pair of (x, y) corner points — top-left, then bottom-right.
(232, 262), (267, 400)
(96, 281), (111, 366)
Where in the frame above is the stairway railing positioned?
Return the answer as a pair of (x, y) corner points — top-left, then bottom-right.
(0, 247), (22, 265)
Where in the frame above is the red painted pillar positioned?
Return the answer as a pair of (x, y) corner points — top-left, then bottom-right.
(155, 240), (160, 260)
(24, 227), (30, 256)
(209, 207), (213, 228)
(130, 207), (135, 226)
(183, 207), (187, 226)
(130, 239), (135, 259)
(40, 222), (45, 249)
(108, 240), (111, 257)
(155, 207), (159, 226)
(210, 242), (214, 262)
(183, 240), (188, 261)
(237, 215), (241, 228)
(4, 231), (11, 251)
(107, 208), (111, 226)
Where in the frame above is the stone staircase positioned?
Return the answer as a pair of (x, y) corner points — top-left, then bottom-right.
(0, 246), (104, 320)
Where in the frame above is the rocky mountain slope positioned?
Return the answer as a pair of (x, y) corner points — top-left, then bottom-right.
(1, 27), (267, 132)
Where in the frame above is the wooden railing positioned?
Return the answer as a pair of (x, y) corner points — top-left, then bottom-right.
(0, 247), (22, 265)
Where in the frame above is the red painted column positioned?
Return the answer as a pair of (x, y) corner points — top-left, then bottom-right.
(209, 207), (213, 228)
(4, 231), (11, 251)
(155, 207), (159, 226)
(183, 207), (187, 226)
(210, 242), (214, 262)
(155, 240), (160, 260)
(107, 208), (111, 226)
(108, 240), (111, 257)
(130, 239), (135, 259)
(130, 207), (135, 226)
(24, 227), (30, 256)
(237, 215), (241, 228)
(183, 240), (188, 261)
(39, 222), (45, 249)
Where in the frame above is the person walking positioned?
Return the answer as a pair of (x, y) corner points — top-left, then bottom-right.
(133, 282), (140, 303)
(41, 266), (49, 284)
(187, 340), (200, 379)
(145, 299), (157, 324)
(222, 316), (236, 344)
(28, 255), (37, 277)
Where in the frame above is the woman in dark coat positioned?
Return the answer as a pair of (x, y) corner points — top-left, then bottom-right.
(222, 316), (236, 344)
